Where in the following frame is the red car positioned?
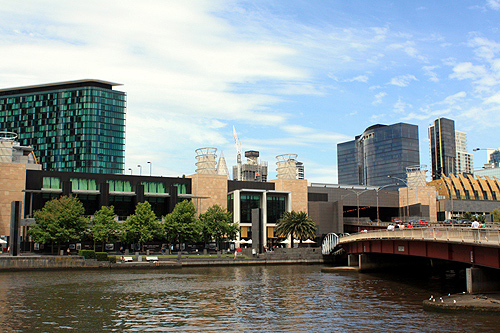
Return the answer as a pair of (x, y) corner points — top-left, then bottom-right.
(418, 219), (428, 225)
(392, 219), (402, 224)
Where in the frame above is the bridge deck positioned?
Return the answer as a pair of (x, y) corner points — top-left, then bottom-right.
(339, 227), (500, 247)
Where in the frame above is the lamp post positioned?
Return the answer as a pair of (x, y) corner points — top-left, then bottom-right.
(137, 164), (142, 176)
(147, 161), (152, 176)
(388, 175), (409, 222)
(343, 188), (371, 223)
(375, 183), (397, 222)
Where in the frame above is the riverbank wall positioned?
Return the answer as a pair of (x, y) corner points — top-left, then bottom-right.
(0, 248), (324, 272)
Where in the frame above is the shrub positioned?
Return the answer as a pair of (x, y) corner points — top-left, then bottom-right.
(108, 256), (117, 263)
(95, 252), (109, 261)
(78, 250), (96, 259)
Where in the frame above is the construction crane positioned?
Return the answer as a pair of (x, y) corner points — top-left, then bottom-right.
(233, 126), (242, 181)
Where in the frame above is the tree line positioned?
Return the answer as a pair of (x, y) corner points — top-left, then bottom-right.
(29, 196), (238, 253)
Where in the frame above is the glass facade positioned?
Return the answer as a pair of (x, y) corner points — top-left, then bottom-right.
(429, 117), (456, 180)
(240, 194), (260, 224)
(266, 195), (286, 224)
(337, 123), (420, 187)
(0, 80), (126, 173)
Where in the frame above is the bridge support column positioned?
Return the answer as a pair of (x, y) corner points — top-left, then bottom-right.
(466, 267), (500, 294)
(358, 254), (381, 271)
(348, 254), (359, 267)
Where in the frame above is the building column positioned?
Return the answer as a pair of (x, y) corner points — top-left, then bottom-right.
(262, 191), (267, 249)
(135, 184), (144, 205)
(99, 182), (109, 209)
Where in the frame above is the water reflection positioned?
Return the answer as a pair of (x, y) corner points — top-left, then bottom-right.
(0, 266), (499, 332)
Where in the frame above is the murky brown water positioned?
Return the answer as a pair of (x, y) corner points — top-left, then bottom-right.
(0, 265), (499, 332)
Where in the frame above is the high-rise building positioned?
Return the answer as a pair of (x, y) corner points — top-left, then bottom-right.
(474, 147), (500, 179)
(455, 130), (473, 175)
(233, 150), (268, 182)
(337, 123), (420, 187)
(0, 80), (126, 174)
(429, 117), (456, 180)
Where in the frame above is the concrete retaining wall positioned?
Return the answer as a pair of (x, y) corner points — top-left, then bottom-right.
(0, 256), (101, 271)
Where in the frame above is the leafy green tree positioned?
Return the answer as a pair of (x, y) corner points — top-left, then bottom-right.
(29, 196), (88, 253)
(124, 202), (161, 252)
(199, 205), (238, 250)
(163, 200), (201, 248)
(475, 214), (485, 223)
(460, 212), (474, 221)
(275, 211), (317, 248)
(91, 206), (121, 252)
(492, 209), (500, 223)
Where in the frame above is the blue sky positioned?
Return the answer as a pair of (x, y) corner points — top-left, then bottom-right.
(1, 0), (500, 182)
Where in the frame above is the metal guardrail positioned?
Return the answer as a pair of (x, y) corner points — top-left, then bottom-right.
(337, 227), (500, 247)
(345, 220), (499, 228)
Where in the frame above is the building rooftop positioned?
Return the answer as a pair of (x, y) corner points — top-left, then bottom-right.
(0, 79), (123, 97)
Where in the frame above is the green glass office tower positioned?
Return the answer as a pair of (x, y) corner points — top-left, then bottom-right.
(0, 80), (126, 173)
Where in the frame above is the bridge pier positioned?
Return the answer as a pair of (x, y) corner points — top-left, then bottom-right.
(348, 253), (406, 272)
(347, 254), (359, 267)
(466, 267), (500, 294)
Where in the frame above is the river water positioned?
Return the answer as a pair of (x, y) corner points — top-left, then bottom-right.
(0, 265), (499, 332)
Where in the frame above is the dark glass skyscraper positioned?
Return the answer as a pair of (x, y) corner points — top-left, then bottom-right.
(429, 117), (456, 180)
(0, 80), (126, 174)
(337, 123), (420, 187)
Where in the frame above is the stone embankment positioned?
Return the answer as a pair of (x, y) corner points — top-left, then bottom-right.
(0, 248), (324, 271)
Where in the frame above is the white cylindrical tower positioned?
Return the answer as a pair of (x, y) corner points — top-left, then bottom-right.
(195, 147), (217, 174)
(276, 154), (299, 179)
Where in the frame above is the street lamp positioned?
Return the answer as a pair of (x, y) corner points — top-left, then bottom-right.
(137, 164), (142, 176)
(147, 161), (152, 176)
(388, 175), (409, 222)
(128, 168), (133, 175)
(375, 183), (397, 222)
(343, 188), (371, 223)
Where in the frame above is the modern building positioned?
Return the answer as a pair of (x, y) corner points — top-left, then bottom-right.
(489, 149), (500, 168)
(474, 147), (500, 178)
(455, 130), (473, 175)
(428, 173), (500, 220)
(429, 117), (456, 180)
(0, 132), (41, 238)
(25, 170), (192, 219)
(337, 123), (420, 187)
(0, 80), (126, 174)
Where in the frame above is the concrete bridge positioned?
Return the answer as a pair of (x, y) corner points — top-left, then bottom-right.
(322, 227), (500, 293)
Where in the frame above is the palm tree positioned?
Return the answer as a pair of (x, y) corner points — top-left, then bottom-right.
(275, 211), (317, 248)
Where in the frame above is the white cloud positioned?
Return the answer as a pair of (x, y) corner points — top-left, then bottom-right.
(485, 91), (500, 104)
(487, 0), (500, 10)
(423, 65), (439, 82)
(389, 74), (418, 87)
(388, 41), (428, 62)
(328, 74), (369, 83)
(441, 91), (467, 105)
(393, 97), (412, 113)
(372, 91), (387, 104)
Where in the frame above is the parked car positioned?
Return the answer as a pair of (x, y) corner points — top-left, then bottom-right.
(458, 219), (471, 225)
(392, 218), (402, 224)
(418, 219), (428, 225)
(409, 220), (418, 225)
(443, 219), (457, 225)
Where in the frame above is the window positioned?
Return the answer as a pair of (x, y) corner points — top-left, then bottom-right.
(42, 177), (61, 189)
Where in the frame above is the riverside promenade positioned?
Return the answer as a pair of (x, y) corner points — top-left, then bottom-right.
(0, 248), (324, 271)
